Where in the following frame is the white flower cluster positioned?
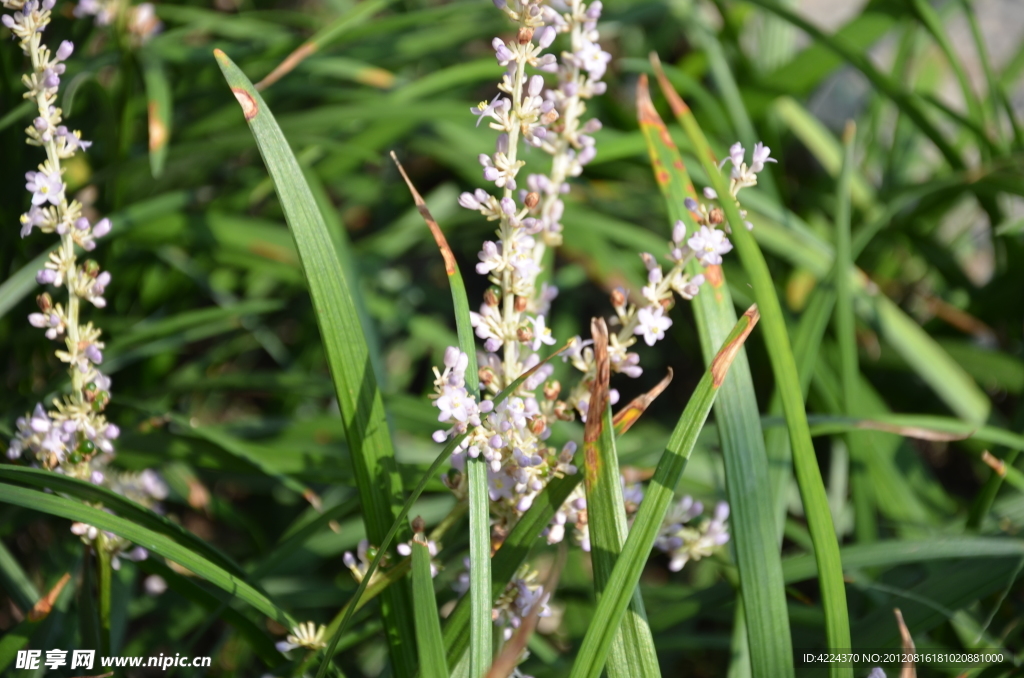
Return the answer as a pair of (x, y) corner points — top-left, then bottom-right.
(654, 497), (730, 572)
(3, 0), (164, 567)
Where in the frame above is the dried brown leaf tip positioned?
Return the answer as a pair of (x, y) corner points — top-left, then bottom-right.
(613, 367), (673, 435)
(583, 317), (611, 487)
(28, 572), (71, 622)
(649, 51), (691, 117)
(710, 304), (759, 387)
(389, 151), (457, 275)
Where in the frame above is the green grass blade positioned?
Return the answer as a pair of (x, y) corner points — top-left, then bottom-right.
(0, 482), (293, 626)
(0, 466), (244, 576)
(746, 0), (964, 171)
(671, 79), (852, 676)
(641, 70), (794, 677)
(782, 537), (1024, 583)
(320, 344), (572, 674)
(832, 122), (875, 543)
(412, 537), (449, 678)
(443, 472), (581, 668)
(568, 306), (760, 678)
(140, 50), (172, 178)
(0, 538), (39, 611)
(256, 0), (393, 89)
(390, 152), (491, 675)
(583, 319), (659, 677)
(213, 49), (416, 676)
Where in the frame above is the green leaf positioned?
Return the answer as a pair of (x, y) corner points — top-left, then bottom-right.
(214, 49), (416, 676)
(640, 70), (794, 677)
(568, 306), (760, 678)
(582, 319), (659, 677)
(0, 483), (293, 626)
(0, 466), (244, 577)
(442, 473), (581, 668)
(140, 50), (172, 178)
(316, 343), (572, 676)
(411, 538), (449, 678)
(669, 70), (852, 676)
(389, 152), (491, 676)
(256, 0), (394, 89)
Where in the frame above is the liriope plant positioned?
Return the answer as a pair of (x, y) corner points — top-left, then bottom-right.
(2, 0), (169, 653)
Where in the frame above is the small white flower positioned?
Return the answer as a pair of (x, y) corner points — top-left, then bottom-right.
(635, 305), (672, 346)
(529, 314), (556, 351)
(687, 226), (733, 267)
(25, 169), (64, 206)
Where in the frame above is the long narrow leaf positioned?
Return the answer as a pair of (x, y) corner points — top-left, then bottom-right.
(642, 69), (794, 677)
(412, 537), (449, 678)
(669, 71), (852, 675)
(390, 152), (491, 675)
(0, 483), (293, 626)
(582, 318), (659, 677)
(568, 306), (760, 678)
(214, 49), (416, 676)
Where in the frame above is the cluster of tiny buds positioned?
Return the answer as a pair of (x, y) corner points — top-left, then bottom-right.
(654, 497), (730, 572)
(453, 561), (551, 642)
(3, 0), (167, 572)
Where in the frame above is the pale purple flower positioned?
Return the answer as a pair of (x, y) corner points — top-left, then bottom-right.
(26, 169), (64, 206)
(528, 314), (556, 351)
(687, 225), (733, 266)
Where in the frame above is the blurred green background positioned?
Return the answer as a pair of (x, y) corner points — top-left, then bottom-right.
(2, 0), (1024, 675)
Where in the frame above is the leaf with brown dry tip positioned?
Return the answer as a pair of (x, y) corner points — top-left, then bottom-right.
(640, 63), (795, 678)
(569, 306), (760, 678)
(581, 317), (659, 677)
(612, 368), (673, 435)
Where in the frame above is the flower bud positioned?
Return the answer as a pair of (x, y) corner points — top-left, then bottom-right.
(55, 40), (74, 61)
(411, 515), (425, 534)
(92, 218), (111, 238)
(610, 288), (626, 308)
(514, 296), (528, 312)
(536, 26), (556, 49)
(524, 191), (539, 209)
(517, 26), (534, 44)
(36, 269), (57, 285)
(709, 207), (724, 225)
(517, 326), (533, 344)
(484, 288), (499, 306)
(82, 260), (100, 277)
(36, 293), (53, 312)
(479, 366), (496, 386)
(543, 380), (561, 400)
(529, 415), (546, 435)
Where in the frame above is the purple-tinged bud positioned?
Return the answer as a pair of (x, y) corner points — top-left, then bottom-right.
(561, 81), (578, 97)
(1, 15), (15, 28)
(581, 118), (603, 133)
(483, 167), (500, 183)
(496, 133), (509, 155)
(528, 75), (544, 98)
(36, 269), (57, 285)
(432, 430), (447, 443)
(443, 346), (461, 369)
(105, 424), (120, 439)
(34, 117), (49, 131)
(672, 220), (686, 244)
(500, 197), (516, 215)
(536, 26), (556, 49)
(85, 344), (103, 364)
(586, 1), (602, 19)
(92, 218), (111, 237)
(459, 192), (481, 210)
(56, 40), (74, 61)
(703, 186), (717, 200)
(489, 435), (502, 448)
(492, 0), (505, 8)
(578, 145), (596, 166)
(42, 69), (60, 89)
(537, 54), (558, 72)
(484, 337), (501, 353)
(684, 197), (699, 213)
(91, 471), (105, 484)
(41, 0), (56, 9)
(75, 217), (90, 230)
